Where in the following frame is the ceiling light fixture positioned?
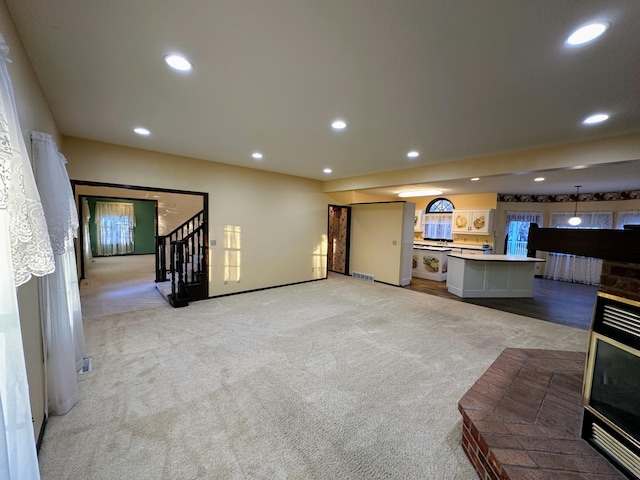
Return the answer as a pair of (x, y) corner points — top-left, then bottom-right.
(398, 189), (442, 198)
(323, 168), (332, 174)
(583, 113), (609, 125)
(566, 22), (609, 46)
(164, 54), (193, 72)
(252, 152), (263, 159)
(568, 185), (582, 226)
(134, 127), (150, 135)
(534, 177), (545, 182)
(470, 177), (480, 182)
(331, 120), (347, 130)
(407, 151), (419, 158)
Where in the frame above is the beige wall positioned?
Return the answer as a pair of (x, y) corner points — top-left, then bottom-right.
(63, 136), (330, 294)
(350, 202), (410, 285)
(2, 0), (61, 440)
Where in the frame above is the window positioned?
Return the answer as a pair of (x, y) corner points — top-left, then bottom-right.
(549, 211), (613, 230)
(423, 198), (454, 240)
(504, 211), (543, 256)
(94, 201), (136, 256)
(616, 211), (640, 229)
(224, 225), (241, 283)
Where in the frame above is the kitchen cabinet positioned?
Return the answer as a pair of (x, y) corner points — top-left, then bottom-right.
(452, 209), (494, 235)
(412, 246), (450, 281)
(414, 210), (424, 232)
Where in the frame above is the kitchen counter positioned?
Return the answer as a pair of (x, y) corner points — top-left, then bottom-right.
(414, 241), (491, 254)
(447, 253), (540, 262)
(446, 254), (544, 298)
(412, 246), (450, 281)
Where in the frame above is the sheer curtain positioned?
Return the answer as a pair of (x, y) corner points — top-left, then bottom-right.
(504, 211), (542, 256)
(423, 213), (452, 240)
(94, 202), (136, 255)
(544, 211), (613, 285)
(32, 132), (86, 415)
(616, 210), (640, 229)
(1, 33), (53, 480)
(82, 198), (92, 272)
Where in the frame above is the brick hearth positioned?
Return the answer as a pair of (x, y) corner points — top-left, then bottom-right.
(458, 348), (624, 480)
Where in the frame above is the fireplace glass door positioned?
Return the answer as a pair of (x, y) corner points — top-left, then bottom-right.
(588, 336), (640, 443)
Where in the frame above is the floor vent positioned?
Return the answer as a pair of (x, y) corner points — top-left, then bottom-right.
(79, 357), (93, 374)
(352, 272), (375, 282)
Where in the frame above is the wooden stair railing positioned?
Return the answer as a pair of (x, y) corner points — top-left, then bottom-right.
(155, 210), (207, 307)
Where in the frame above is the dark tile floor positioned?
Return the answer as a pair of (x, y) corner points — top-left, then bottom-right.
(405, 277), (599, 330)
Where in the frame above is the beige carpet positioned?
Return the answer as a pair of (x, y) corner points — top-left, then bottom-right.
(39, 257), (589, 479)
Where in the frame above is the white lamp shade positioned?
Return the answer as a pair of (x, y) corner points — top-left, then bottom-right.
(568, 216), (582, 226)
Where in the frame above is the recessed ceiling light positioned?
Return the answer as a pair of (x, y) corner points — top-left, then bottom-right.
(470, 177), (480, 182)
(566, 22), (609, 46)
(252, 152), (263, 159)
(323, 168), (332, 174)
(398, 189), (442, 198)
(407, 151), (419, 158)
(583, 113), (609, 125)
(534, 177), (545, 182)
(134, 127), (150, 135)
(164, 54), (193, 72)
(331, 120), (347, 130)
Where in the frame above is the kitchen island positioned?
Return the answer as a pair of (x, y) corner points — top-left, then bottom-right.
(446, 254), (544, 298)
(412, 246), (451, 281)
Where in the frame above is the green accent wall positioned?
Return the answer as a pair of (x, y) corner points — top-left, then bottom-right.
(86, 197), (156, 255)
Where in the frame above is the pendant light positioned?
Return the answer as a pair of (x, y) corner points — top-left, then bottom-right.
(568, 185), (582, 226)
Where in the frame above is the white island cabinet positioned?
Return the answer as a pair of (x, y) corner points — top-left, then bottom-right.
(412, 246), (451, 281)
(446, 254), (544, 298)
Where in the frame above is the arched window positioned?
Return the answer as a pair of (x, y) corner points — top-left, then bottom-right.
(426, 198), (454, 213)
(423, 198), (454, 240)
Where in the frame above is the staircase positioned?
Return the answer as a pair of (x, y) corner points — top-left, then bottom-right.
(155, 210), (207, 307)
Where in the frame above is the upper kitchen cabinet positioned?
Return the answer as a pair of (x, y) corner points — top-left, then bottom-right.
(414, 210), (424, 232)
(452, 209), (494, 235)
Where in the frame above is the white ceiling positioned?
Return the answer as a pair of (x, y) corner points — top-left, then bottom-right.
(7, 0), (640, 195)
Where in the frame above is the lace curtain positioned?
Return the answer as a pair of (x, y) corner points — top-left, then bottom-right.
(544, 211), (613, 285)
(32, 131), (86, 415)
(94, 202), (136, 255)
(616, 210), (640, 229)
(423, 213), (452, 240)
(0, 33), (51, 480)
(82, 198), (92, 269)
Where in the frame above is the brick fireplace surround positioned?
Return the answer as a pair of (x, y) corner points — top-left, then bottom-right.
(458, 348), (624, 480)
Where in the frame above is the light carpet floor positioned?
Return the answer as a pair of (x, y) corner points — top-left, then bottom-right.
(39, 258), (589, 479)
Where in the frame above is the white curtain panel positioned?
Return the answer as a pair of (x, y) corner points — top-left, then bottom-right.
(94, 201), (136, 255)
(423, 213), (452, 239)
(0, 33), (52, 480)
(82, 197), (92, 271)
(616, 210), (640, 229)
(544, 211), (613, 285)
(31, 132), (86, 413)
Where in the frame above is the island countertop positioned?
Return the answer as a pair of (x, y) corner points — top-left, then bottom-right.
(413, 245), (452, 252)
(447, 253), (544, 262)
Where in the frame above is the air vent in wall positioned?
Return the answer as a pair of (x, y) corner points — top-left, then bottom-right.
(603, 304), (640, 340)
(352, 272), (374, 282)
(591, 422), (640, 479)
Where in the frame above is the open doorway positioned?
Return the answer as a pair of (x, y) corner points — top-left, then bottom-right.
(73, 180), (208, 309)
(327, 205), (351, 275)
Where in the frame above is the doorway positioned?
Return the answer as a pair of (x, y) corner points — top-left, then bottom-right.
(327, 205), (351, 275)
